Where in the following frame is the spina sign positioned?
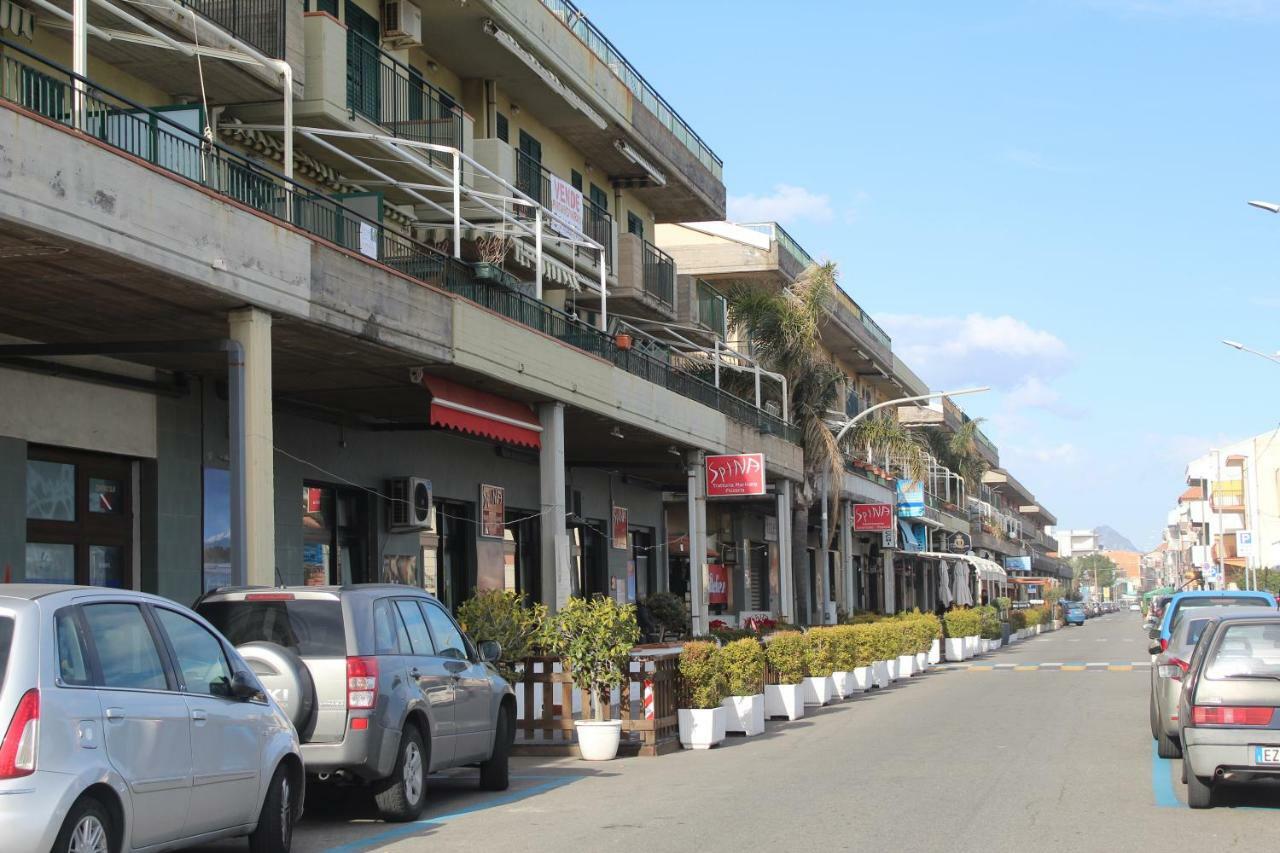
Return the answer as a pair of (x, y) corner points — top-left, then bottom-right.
(705, 453), (767, 497)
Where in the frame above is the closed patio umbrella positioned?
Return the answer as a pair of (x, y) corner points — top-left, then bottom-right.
(938, 561), (954, 608)
(953, 560), (974, 607)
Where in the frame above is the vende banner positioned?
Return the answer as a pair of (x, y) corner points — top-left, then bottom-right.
(548, 173), (584, 238)
(705, 453), (766, 497)
(708, 563), (728, 605)
(853, 503), (894, 531)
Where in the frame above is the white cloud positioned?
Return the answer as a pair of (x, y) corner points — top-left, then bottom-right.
(1086, 0), (1280, 18)
(1004, 377), (1086, 418)
(877, 313), (1072, 390)
(1006, 442), (1081, 464)
(727, 184), (834, 224)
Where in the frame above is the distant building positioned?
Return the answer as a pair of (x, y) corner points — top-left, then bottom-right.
(1054, 528), (1100, 558)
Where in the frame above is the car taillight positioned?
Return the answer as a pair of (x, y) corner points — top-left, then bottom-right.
(1160, 638), (1168, 653)
(0, 689), (39, 779)
(1191, 705), (1274, 726)
(347, 657), (378, 710)
(1158, 658), (1190, 681)
(245, 593), (296, 601)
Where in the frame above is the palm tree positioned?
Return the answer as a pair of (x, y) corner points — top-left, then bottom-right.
(924, 417), (990, 498)
(845, 412), (930, 483)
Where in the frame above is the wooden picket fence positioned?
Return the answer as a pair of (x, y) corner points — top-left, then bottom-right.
(511, 649), (681, 757)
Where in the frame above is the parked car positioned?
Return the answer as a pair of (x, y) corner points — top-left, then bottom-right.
(1065, 604), (1087, 626)
(1151, 590), (1278, 653)
(196, 585), (515, 822)
(1129, 603), (1141, 612)
(1177, 610), (1280, 808)
(0, 584), (302, 853)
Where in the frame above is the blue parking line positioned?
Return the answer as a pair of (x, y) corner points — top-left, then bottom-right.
(1151, 740), (1181, 808)
(320, 775), (584, 853)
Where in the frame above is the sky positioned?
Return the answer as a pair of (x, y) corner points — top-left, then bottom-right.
(584, 0), (1280, 550)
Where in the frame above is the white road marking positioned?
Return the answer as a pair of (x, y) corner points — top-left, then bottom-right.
(1086, 662), (1110, 666)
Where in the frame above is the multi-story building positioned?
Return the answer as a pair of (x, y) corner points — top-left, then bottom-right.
(1054, 528), (1101, 558)
(0, 0), (803, 634)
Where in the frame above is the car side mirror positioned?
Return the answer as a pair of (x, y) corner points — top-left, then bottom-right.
(1148, 642), (1162, 656)
(478, 640), (502, 664)
(230, 670), (261, 701)
(1147, 627), (1160, 640)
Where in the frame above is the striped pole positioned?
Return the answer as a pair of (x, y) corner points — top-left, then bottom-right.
(643, 678), (655, 721)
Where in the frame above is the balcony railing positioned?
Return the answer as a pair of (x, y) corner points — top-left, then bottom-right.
(347, 31), (462, 166)
(538, 0), (722, 179)
(696, 279), (727, 339)
(179, 0), (283, 58)
(0, 40), (797, 446)
(740, 221), (813, 273)
(515, 149), (614, 269)
(642, 239), (675, 307)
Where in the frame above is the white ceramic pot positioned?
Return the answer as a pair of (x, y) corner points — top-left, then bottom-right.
(722, 694), (766, 736)
(885, 658), (900, 680)
(929, 638), (941, 664)
(871, 660), (891, 687)
(896, 654), (914, 678)
(966, 636), (980, 657)
(764, 683), (805, 720)
(980, 639), (992, 654)
(915, 651), (928, 672)
(945, 638), (966, 662)
(678, 707), (727, 750)
(1035, 624), (1042, 635)
(851, 666), (873, 691)
(832, 671), (854, 698)
(575, 720), (623, 761)
(803, 675), (834, 706)
(991, 638), (1002, 651)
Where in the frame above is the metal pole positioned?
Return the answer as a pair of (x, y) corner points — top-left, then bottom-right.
(452, 151), (462, 259)
(1216, 449), (1224, 589)
(820, 471), (829, 624)
(713, 338), (720, 388)
(686, 454), (704, 636)
(72, 0), (87, 129)
(534, 208), (543, 300)
(599, 251), (608, 332)
(754, 361), (762, 409)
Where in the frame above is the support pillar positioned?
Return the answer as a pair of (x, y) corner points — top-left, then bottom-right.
(777, 480), (794, 623)
(228, 307), (275, 587)
(686, 451), (707, 636)
(882, 550), (896, 615)
(539, 402), (571, 611)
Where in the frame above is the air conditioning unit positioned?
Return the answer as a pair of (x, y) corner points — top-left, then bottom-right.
(387, 477), (433, 531)
(381, 0), (422, 47)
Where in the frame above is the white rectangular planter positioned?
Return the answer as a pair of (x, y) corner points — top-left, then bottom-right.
(803, 675), (834, 706)
(929, 639), (941, 664)
(722, 694), (766, 736)
(871, 660), (891, 687)
(966, 636), (980, 657)
(851, 666), (873, 691)
(885, 658), (900, 680)
(991, 638), (1002, 651)
(915, 651), (928, 672)
(678, 706), (727, 750)
(896, 654), (915, 678)
(832, 671), (854, 698)
(765, 683), (805, 720)
(945, 638), (966, 661)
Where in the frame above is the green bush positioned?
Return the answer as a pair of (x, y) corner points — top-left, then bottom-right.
(643, 592), (687, 637)
(842, 610), (883, 624)
(720, 638), (767, 696)
(457, 589), (547, 683)
(678, 641), (727, 709)
(976, 605), (1001, 640)
(847, 624), (877, 667)
(542, 596), (640, 721)
(765, 631), (808, 684)
(943, 608), (981, 638)
(1009, 610), (1027, 630)
(805, 628), (840, 678)
(710, 626), (754, 644)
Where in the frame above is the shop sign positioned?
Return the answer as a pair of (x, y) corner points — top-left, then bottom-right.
(1238, 530), (1255, 557)
(549, 172), (584, 238)
(611, 506), (629, 550)
(708, 562), (728, 605)
(705, 453), (766, 497)
(881, 526), (897, 549)
(1004, 555), (1032, 572)
(853, 502), (894, 531)
(943, 531), (972, 553)
(764, 516), (778, 542)
(896, 480), (925, 518)
(479, 484), (505, 539)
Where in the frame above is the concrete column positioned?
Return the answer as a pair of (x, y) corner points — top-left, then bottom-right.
(538, 402), (571, 611)
(840, 499), (854, 614)
(777, 480), (794, 623)
(228, 307), (275, 587)
(686, 451), (707, 636)
(882, 550), (896, 615)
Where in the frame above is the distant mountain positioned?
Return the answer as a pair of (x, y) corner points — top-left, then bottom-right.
(1096, 525), (1138, 552)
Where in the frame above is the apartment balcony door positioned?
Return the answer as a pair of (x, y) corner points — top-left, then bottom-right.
(345, 1), (381, 122)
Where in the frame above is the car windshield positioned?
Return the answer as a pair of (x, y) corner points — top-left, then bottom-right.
(1204, 623), (1280, 680)
(198, 600), (346, 657)
(0, 617), (11, 689)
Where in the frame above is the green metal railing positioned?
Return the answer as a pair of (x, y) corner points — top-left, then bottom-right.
(0, 41), (796, 446)
(641, 239), (675, 307)
(514, 149), (613, 269)
(537, 0), (722, 179)
(179, 0), (284, 58)
(696, 279), (726, 339)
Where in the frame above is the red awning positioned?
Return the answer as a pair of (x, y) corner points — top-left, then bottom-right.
(420, 376), (541, 449)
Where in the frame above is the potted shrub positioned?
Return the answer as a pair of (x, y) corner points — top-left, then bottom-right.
(828, 626), (857, 697)
(720, 638), (767, 736)
(541, 596), (639, 761)
(615, 332), (634, 350)
(642, 592), (688, 640)
(867, 622), (895, 686)
(677, 641), (728, 749)
(846, 624), (875, 691)
(978, 605), (1001, 654)
(943, 609), (969, 662)
(803, 628), (838, 705)
(764, 632), (807, 720)
(457, 589), (547, 685)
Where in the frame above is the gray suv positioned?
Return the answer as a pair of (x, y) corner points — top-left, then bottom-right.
(197, 585), (515, 821)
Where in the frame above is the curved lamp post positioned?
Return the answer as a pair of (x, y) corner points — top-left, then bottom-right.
(832, 386), (991, 444)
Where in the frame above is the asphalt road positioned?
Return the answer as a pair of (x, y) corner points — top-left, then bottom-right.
(198, 610), (1280, 853)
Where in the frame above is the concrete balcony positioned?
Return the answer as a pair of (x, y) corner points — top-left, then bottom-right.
(898, 396), (999, 468)
(578, 233), (677, 322)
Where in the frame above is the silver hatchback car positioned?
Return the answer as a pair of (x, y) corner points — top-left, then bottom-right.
(0, 585), (302, 853)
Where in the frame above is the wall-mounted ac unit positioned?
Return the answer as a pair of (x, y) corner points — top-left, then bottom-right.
(381, 0), (422, 47)
(387, 477), (433, 531)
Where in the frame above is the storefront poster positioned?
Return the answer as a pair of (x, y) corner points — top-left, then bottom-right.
(479, 484), (505, 539)
(202, 467), (232, 592)
(895, 480), (925, 518)
(626, 559), (637, 603)
(1004, 555), (1032, 572)
(708, 562), (728, 606)
(853, 502), (894, 531)
(705, 453), (767, 497)
(381, 555), (417, 585)
(764, 516), (778, 542)
(612, 505), (629, 550)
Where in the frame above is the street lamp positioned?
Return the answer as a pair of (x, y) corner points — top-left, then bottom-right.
(1222, 339), (1280, 365)
(832, 386), (991, 443)
(1248, 200), (1280, 214)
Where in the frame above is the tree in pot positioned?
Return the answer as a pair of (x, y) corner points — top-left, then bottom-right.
(763, 631), (808, 721)
(803, 628), (839, 705)
(541, 596), (639, 761)
(677, 641), (729, 749)
(720, 638), (767, 736)
(457, 589), (547, 685)
(642, 592), (688, 640)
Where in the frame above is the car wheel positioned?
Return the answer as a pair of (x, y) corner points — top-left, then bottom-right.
(375, 726), (427, 822)
(479, 705), (513, 792)
(249, 764), (296, 853)
(1149, 692), (1160, 740)
(1186, 768), (1214, 809)
(1181, 758), (1188, 785)
(54, 796), (114, 853)
(1156, 727), (1182, 759)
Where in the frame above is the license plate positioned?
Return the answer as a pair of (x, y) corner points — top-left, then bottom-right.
(1253, 746), (1280, 765)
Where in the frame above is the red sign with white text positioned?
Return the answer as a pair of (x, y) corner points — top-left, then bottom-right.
(708, 563), (728, 605)
(704, 453), (767, 497)
(853, 503), (894, 532)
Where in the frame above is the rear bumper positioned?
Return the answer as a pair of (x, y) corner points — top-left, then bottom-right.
(0, 771), (84, 853)
(302, 718), (401, 781)
(1184, 728), (1280, 780)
